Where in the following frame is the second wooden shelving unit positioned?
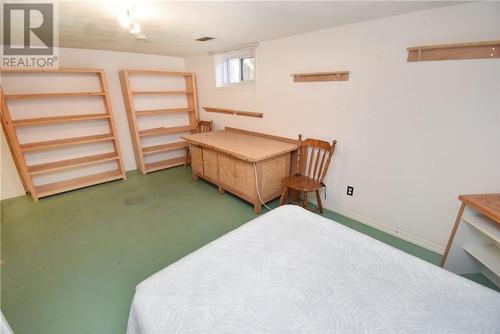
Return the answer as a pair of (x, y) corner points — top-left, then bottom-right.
(0, 67), (127, 200)
(119, 69), (199, 174)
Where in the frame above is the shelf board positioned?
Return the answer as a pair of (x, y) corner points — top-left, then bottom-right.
(203, 107), (263, 118)
(142, 141), (188, 155)
(144, 157), (185, 173)
(28, 152), (118, 176)
(131, 90), (192, 95)
(291, 71), (349, 82)
(125, 70), (192, 76)
(463, 244), (500, 277)
(0, 67), (103, 74)
(138, 125), (194, 138)
(407, 40), (500, 62)
(135, 108), (193, 116)
(4, 92), (106, 99)
(13, 113), (110, 127)
(463, 214), (500, 243)
(35, 169), (123, 198)
(20, 134), (114, 152)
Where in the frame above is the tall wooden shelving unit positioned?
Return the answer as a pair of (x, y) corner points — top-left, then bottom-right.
(0, 68), (127, 200)
(119, 70), (198, 174)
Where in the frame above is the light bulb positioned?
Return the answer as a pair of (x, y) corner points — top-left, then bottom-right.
(119, 10), (132, 28)
(129, 22), (141, 34)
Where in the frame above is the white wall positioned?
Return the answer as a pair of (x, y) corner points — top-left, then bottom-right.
(186, 2), (500, 252)
(0, 48), (185, 200)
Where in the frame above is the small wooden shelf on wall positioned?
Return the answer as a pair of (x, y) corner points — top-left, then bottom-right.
(119, 69), (199, 174)
(0, 68), (127, 200)
(203, 107), (263, 118)
(407, 40), (500, 62)
(291, 71), (349, 82)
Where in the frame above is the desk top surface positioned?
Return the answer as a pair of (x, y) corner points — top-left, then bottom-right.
(459, 194), (500, 223)
(183, 130), (297, 162)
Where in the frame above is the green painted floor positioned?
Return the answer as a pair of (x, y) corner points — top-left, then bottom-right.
(1, 167), (497, 334)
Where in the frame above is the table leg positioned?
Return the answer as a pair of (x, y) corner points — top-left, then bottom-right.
(440, 202), (466, 267)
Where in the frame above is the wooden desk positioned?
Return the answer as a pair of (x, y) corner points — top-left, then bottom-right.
(441, 194), (500, 288)
(183, 128), (297, 213)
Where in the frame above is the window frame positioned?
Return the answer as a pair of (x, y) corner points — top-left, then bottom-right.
(214, 48), (256, 89)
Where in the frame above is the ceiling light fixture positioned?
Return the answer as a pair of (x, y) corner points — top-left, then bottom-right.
(118, 5), (144, 38)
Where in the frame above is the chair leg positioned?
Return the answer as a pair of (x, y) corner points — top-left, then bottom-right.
(279, 186), (288, 206)
(184, 147), (190, 168)
(315, 190), (323, 214)
(303, 192), (308, 209)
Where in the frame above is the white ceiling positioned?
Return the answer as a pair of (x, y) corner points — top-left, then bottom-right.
(58, 1), (463, 57)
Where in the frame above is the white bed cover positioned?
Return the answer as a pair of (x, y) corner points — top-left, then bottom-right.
(127, 205), (500, 334)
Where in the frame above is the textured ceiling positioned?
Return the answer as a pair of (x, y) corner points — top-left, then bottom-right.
(56, 1), (462, 57)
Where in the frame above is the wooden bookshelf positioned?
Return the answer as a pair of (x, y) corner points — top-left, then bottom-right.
(0, 68), (127, 200)
(119, 69), (199, 174)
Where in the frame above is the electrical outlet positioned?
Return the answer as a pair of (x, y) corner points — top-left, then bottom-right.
(347, 186), (354, 196)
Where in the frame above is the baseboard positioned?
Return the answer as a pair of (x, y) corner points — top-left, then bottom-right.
(322, 202), (445, 255)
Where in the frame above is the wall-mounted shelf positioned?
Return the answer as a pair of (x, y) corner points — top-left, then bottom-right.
(407, 40), (500, 62)
(0, 68), (127, 200)
(203, 107), (263, 118)
(291, 71), (349, 82)
(119, 69), (199, 174)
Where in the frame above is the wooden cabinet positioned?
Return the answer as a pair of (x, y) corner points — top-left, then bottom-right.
(218, 154), (236, 189)
(202, 149), (218, 182)
(185, 129), (296, 213)
(190, 144), (203, 176)
(218, 154), (256, 201)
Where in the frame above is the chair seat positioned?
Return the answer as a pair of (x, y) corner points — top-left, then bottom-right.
(281, 175), (324, 192)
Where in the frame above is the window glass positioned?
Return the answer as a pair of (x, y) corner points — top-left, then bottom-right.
(214, 49), (256, 87)
(242, 57), (255, 81)
(226, 58), (241, 83)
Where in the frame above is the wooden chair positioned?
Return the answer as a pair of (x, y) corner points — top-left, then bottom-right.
(197, 120), (213, 133)
(279, 134), (337, 214)
(185, 120), (213, 166)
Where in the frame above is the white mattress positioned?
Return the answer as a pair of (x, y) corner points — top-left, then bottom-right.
(127, 205), (500, 334)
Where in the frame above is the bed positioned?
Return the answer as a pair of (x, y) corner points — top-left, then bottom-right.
(127, 205), (500, 334)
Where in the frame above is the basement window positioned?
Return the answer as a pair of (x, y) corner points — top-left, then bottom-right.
(214, 48), (256, 88)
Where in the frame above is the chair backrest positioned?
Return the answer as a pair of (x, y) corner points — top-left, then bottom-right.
(197, 120), (213, 133)
(295, 134), (337, 184)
